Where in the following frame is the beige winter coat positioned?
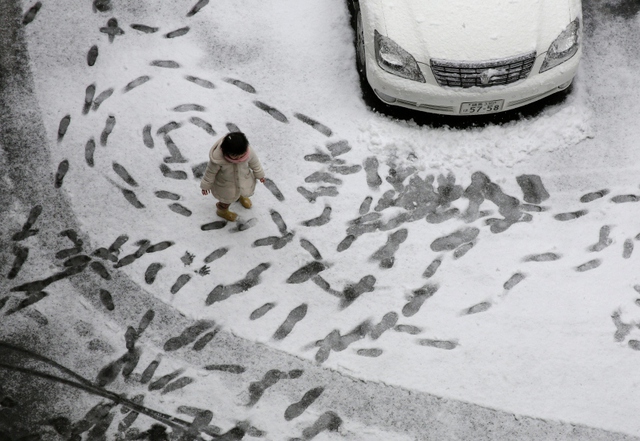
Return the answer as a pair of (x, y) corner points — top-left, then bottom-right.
(200, 137), (265, 204)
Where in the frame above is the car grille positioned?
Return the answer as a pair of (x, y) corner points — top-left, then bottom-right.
(430, 52), (536, 88)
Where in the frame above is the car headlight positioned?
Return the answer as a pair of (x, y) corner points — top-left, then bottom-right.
(374, 30), (425, 83)
(540, 17), (580, 73)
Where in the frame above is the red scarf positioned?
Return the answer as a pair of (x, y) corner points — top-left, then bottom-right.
(224, 150), (250, 163)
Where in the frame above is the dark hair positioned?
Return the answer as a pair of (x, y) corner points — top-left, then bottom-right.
(221, 132), (249, 157)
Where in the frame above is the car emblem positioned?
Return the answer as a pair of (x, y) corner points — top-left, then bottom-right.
(479, 68), (507, 85)
(479, 70), (493, 85)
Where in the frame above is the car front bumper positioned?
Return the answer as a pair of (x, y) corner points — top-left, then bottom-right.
(365, 48), (581, 115)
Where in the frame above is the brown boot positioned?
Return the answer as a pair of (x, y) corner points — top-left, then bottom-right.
(216, 203), (237, 222)
(239, 196), (252, 209)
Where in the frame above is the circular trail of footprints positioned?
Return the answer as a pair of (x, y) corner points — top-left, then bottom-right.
(22, 1), (640, 435)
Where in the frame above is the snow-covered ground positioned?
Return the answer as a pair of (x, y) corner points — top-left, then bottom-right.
(4, 0), (640, 438)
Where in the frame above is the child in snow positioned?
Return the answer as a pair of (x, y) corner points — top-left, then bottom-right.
(200, 132), (266, 222)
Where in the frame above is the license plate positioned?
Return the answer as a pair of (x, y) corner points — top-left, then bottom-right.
(460, 100), (504, 114)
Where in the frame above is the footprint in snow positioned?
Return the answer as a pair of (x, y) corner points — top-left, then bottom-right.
(156, 121), (181, 135)
(326, 140), (351, 157)
(402, 285), (438, 317)
(8, 244), (29, 280)
(329, 164), (362, 175)
(304, 152), (332, 164)
(363, 157), (382, 189)
(359, 196), (373, 215)
(418, 339), (458, 350)
(185, 75), (215, 89)
(205, 263), (270, 305)
(189, 116), (216, 136)
(204, 364), (245, 374)
(523, 252), (561, 262)
(301, 206), (331, 227)
(250, 302), (276, 320)
(112, 162), (137, 187)
(286, 261), (325, 284)
(100, 115), (116, 146)
(231, 218), (258, 233)
(99, 289), (114, 311)
(273, 304), (307, 340)
(588, 225), (612, 252)
(294, 113), (332, 137)
(299, 239), (322, 260)
(121, 189), (144, 208)
(554, 210), (588, 221)
(611, 194), (640, 203)
(337, 235), (356, 252)
(58, 115), (71, 142)
(87, 45), (98, 66)
(269, 209), (287, 234)
(201, 221), (227, 231)
(284, 387), (324, 421)
(142, 124), (154, 148)
(11, 204), (42, 242)
(130, 364), (154, 384)
(503, 273), (525, 290)
(93, 0), (112, 12)
(173, 104), (205, 112)
(431, 227), (479, 252)
(123, 76), (151, 93)
(370, 312), (398, 340)
(163, 321), (215, 351)
(305, 171), (342, 185)
(203, 247), (228, 263)
(516, 174), (550, 204)
(150, 60), (181, 69)
(297, 186), (339, 203)
(148, 369), (183, 391)
(394, 325), (421, 335)
(575, 259), (601, 272)
(299, 412), (342, 439)
(342, 275), (376, 307)
(170, 274), (192, 294)
(130, 24), (159, 33)
(246, 369), (300, 406)
(580, 189), (609, 203)
(83, 83), (96, 114)
(144, 263), (163, 284)
(462, 302), (492, 315)
(452, 241), (474, 259)
(145, 241), (174, 253)
(159, 164), (187, 180)
(55, 160), (69, 188)
(254, 101), (288, 123)
(162, 135), (187, 163)
(222, 77), (256, 93)
(22, 2), (42, 25)
(90, 261), (111, 280)
(370, 228), (408, 269)
(92, 88), (114, 111)
(612, 310), (632, 342)
(164, 26), (190, 38)
(427, 208), (459, 224)
(422, 258), (442, 279)
(169, 203), (192, 217)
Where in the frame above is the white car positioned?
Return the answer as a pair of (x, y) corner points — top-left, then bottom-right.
(351, 0), (582, 115)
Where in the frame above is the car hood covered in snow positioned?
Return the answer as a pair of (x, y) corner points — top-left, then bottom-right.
(378, 0), (573, 62)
